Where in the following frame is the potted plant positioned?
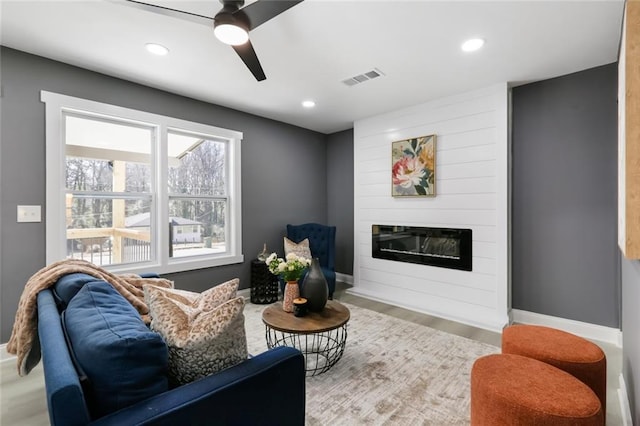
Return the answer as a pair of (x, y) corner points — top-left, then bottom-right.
(265, 253), (310, 312)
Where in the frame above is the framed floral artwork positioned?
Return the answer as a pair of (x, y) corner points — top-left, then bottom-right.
(391, 134), (436, 197)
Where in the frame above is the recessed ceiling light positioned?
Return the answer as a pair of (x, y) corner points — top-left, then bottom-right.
(461, 38), (485, 52)
(302, 100), (316, 108)
(145, 43), (169, 56)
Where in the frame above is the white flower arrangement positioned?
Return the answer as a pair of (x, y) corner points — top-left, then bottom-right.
(265, 252), (311, 282)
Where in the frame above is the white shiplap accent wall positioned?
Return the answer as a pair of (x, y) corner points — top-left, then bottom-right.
(350, 84), (510, 332)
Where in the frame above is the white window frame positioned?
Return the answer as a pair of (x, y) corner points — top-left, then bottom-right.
(42, 91), (243, 274)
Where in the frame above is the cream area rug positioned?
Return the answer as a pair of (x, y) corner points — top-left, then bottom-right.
(244, 302), (499, 425)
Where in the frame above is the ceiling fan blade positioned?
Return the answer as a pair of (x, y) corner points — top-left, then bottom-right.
(232, 40), (266, 81)
(120, 0), (213, 26)
(237, 0), (304, 30)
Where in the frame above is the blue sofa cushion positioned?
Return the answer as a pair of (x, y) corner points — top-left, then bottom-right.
(63, 281), (169, 419)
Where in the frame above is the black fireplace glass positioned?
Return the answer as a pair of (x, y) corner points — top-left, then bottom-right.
(372, 225), (472, 271)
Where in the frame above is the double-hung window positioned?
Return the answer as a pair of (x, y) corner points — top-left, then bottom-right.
(43, 91), (243, 274)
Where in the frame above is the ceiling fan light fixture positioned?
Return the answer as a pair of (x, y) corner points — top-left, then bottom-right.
(214, 11), (249, 46)
(214, 24), (249, 45)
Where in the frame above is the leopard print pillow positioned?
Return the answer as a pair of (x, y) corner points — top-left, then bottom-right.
(284, 237), (312, 259)
(144, 280), (247, 386)
(146, 278), (240, 316)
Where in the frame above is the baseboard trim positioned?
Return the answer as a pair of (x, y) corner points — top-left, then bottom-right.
(511, 309), (622, 347)
(619, 373), (634, 426)
(0, 343), (15, 363)
(618, 373), (633, 426)
(336, 273), (353, 285)
(238, 288), (251, 301)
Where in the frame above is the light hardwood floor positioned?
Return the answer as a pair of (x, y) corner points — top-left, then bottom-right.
(0, 282), (623, 425)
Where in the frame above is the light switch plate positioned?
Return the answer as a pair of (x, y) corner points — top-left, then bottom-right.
(17, 205), (42, 223)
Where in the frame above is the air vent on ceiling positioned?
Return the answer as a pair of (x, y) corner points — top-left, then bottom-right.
(342, 68), (385, 87)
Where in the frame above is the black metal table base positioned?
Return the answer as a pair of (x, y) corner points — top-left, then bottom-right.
(265, 325), (348, 376)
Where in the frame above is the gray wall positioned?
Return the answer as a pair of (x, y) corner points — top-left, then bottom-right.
(327, 129), (354, 275)
(0, 47), (331, 342)
(512, 63), (620, 327)
(622, 257), (640, 422)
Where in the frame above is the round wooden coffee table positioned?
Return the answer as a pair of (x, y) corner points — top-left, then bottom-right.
(262, 300), (350, 376)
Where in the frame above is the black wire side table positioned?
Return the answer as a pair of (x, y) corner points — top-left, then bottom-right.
(250, 259), (278, 304)
(262, 300), (350, 376)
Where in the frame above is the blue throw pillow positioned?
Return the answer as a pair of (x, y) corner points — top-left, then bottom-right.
(52, 273), (97, 308)
(63, 281), (169, 419)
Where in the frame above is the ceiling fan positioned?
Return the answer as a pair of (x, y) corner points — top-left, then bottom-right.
(124, 0), (304, 81)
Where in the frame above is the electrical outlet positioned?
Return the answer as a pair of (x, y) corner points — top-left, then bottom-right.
(17, 205), (41, 223)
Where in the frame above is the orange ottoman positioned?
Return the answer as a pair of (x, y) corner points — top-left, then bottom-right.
(471, 354), (603, 425)
(502, 325), (607, 415)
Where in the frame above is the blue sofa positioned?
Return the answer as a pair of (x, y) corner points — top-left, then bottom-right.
(37, 273), (306, 426)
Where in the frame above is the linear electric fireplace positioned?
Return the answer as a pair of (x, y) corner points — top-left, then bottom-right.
(372, 225), (472, 271)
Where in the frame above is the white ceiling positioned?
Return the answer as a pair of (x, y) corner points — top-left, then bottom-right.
(0, 0), (625, 134)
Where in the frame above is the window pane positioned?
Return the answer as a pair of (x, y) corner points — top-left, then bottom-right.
(168, 132), (226, 196)
(66, 157), (114, 192)
(66, 195), (152, 266)
(169, 199), (226, 258)
(65, 115), (152, 192)
(65, 158), (152, 192)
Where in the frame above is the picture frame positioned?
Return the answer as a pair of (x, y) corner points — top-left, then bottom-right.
(391, 134), (436, 197)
